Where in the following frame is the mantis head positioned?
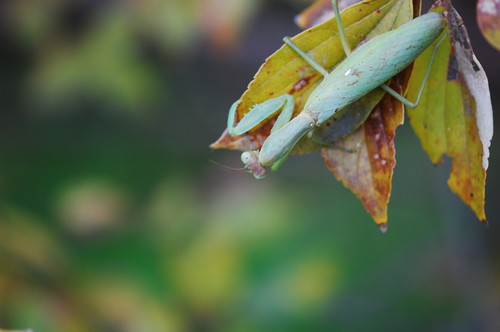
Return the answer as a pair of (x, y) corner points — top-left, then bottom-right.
(241, 151), (266, 180)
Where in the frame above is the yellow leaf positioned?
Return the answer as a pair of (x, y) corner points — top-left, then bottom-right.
(322, 71), (409, 228)
(477, 0), (500, 51)
(406, 1), (493, 222)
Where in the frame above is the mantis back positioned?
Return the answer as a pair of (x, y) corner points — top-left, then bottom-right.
(305, 12), (445, 123)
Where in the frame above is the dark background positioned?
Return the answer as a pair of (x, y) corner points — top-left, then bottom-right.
(0, 0), (499, 331)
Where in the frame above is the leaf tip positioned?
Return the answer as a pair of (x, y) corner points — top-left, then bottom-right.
(209, 141), (223, 150)
(378, 222), (388, 234)
(210, 129), (229, 150)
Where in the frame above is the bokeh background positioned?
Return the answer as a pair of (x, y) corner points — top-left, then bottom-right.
(0, 0), (499, 331)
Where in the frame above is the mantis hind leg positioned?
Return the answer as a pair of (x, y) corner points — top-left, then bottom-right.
(314, 141), (357, 154)
(227, 94), (295, 136)
(380, 31), (449, 109)
(308, 132), (357, 153)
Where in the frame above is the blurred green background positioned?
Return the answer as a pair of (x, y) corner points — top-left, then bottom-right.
(0, 0), (499, 331)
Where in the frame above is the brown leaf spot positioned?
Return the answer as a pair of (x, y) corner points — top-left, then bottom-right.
(289, 74), (316, 94)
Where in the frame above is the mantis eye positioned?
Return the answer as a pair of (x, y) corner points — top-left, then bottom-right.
(241, 151), (256, 164)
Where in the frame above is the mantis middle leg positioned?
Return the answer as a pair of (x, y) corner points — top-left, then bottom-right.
(380, 31), (449, 108)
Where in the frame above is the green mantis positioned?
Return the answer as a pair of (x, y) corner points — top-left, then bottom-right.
(228, 0), (447, 179)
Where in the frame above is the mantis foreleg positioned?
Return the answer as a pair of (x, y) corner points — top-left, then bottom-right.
(227, 94), (296, 179)
(227, 94), (295, 136)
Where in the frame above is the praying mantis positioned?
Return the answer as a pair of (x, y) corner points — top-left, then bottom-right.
(227, 0), (447, 179)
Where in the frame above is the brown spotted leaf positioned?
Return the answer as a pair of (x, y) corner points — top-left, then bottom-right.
(321, 71), (409, 228)
(406, 0), (493, 222)
(477, 0), (500, 51)
(211, 0), (415, 153)
(318, 0), (419, 227)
